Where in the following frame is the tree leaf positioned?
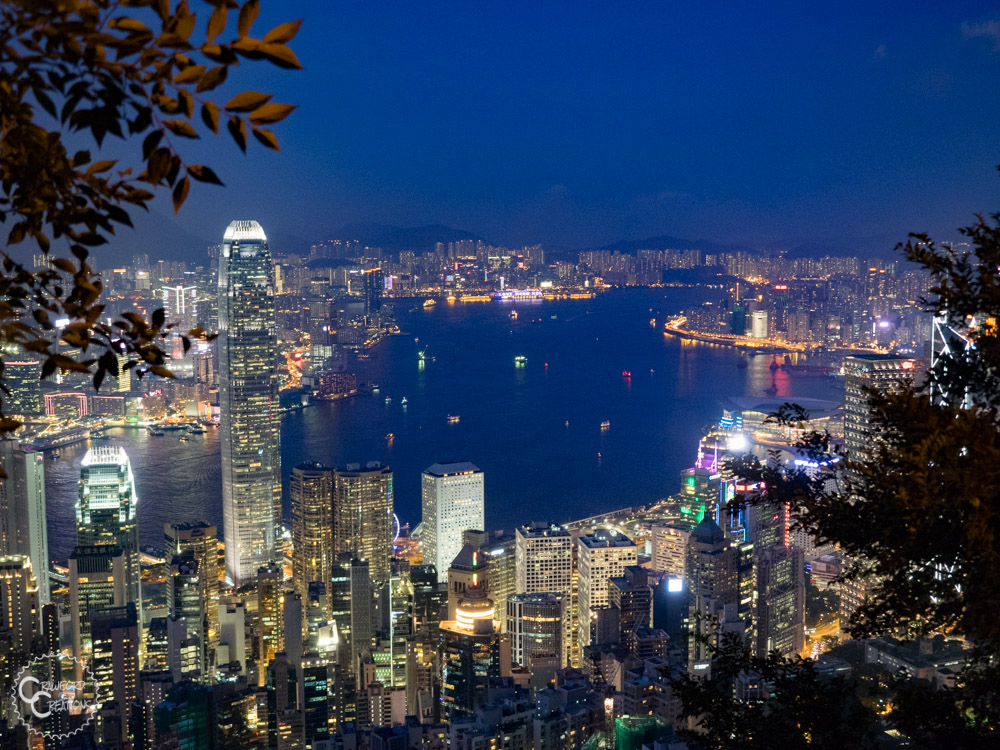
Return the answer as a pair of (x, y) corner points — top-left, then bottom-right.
(163, 120), (198, 138)
(188, 165), (224, 185)
(225, 91), (272, 112)
(172, 176), (190, 213)
(227, 116), (247, 152)
(86, 160), (117, 175)
(206, 4), (227, 43)
(258, 42), (303, 70)
(262, 19), (302, 44)
(251, 127), (279, 151)
(196, 66), (227, 92)
(249, 102), (295, 125)
(237, 0), (260, 37)
(174, 64), (206, 84)
(201, 101), (220, 134)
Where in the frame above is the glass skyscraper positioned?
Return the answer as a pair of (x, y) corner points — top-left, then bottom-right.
(76, 446), (141, 624)
(218, 220), (282, 586)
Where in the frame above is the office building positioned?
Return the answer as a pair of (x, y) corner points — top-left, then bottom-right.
(843, 354), (917, 462)
(76, 446), (141, 624)
(686, 518), (739, 664)
(439, 580), (498, 720)
(90, 603), (140, 744)
(168, 552), (206, 679)
(350, 557), (375, 668)
(219, 219), (282, 586)
(755, 545), (806, 657)
(576, 530), (638, 656)
(69, 545), (126, 660)
(0, 555), (39, 658)
(0, 440), (49, 603)
(422, 462), (485, 583)
(2, 358), (41, 415)
(334, 462), (394, 585)
(507, 592), (565, 670)
(291, 463), (334, 608)
(256, 563), (284, 685)
(515, 522), (573, 596)
(165, 521), (220, 679)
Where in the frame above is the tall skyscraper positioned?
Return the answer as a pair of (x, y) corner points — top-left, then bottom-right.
(439, 580), (498, 720)
(76, 446), (141, 624)
(686, 518), (740, 664)
(165, 521), (220, 680)
(219, 219), (282, 586)
(515, 522), (573, 596)
(69, 545), (126, 660)
(334, 462), (394, 585)
(0, 555), (40, 658)
(421, 462), (484, 583)
(2, 358), (41, 415)
(507, 592), (565, 670)
(0, 440), (49, 603)
(576, 530), (637, 657)
(843, 354), (917, 462)
(291, 463), (334, 607)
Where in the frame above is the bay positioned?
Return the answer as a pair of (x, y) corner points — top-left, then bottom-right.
(43, 288), (842, 560)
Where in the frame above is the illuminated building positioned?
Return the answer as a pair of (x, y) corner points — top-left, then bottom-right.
(219, 219), (282, 586)
(90, 603), (140, 745)
(448, 537), (486, 621)
(2, 358), (41, 414)
(144, 616), (169, 672)
(350, 557), (375, 669)
(755, 545), (805, 657)
(165, 521), (220, 681)
(439, 579), (499, 720)
(686, 518), (739, 664)
(421, 462), (485, 584)
(609, 566), (652, 651)
(0, 440), (49, 603)
(219, 601), (248, 675)
(76, 446), (142, 627)
(334, 462), (394, 586)
(328, 553), (353, 672)
(677, 466), (719, 523)
(363, 266), (384, 315)
(576, 530), (637, 657)
(168, 552), (205, 680)
(515, 522), (572, 596)
(843, 354), (917, 463)
(507, 592), (565, 671)
(0, 555), (39, 658)
(301, 652), (333, 745)
(69, 545), (126, 660)
(385, 558), (414, 690)
(256, 563), (284, 686)
(750, 310), (768, 339)
(649, 522), (692, 580)
(291, 463), (334, 614)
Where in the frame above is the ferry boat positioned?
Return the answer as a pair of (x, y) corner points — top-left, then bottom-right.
(179, 435), (189, 442)
(600, 420), (611, 431)
(423, 299), (437, 307)
(492, 289), (543, 301)
(386, 432), (394, 441)
(510, 310), (518, 320)
(91, 430), (109, 440)
(401, 397), (408, 405)
(148, 428), (165, 436)
(385, 396), (392, 405)
(188, 425), (205, 435)
(514, 355), (527, 367)
(447, 415), (461, 424)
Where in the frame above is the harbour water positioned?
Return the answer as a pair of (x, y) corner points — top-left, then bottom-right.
(42, 288), (842, 561)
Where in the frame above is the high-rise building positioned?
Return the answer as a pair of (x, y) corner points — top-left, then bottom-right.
(506, 592), (565, 670)
(69, 545), (126, 660)
(334, 462), (394, 585)
(515, 522), (573, 596)
(219, 219), (281, 586)
(291, 463), (334, 618)
(256, 563), (284, 686)
(90, 603), (140, 744)
(576, 530), (637, 657)
(686, 518), (739, 664)
(843, 354), (917, 462)
(0, 441), (49, 603)
(350, 557), (375, 668)
(649, 522), (692, 580)
(363, 267), (384, 315)
(165, 521), (220, 680)
(76, 446), (141, 624)
(2, 358), (41, 415)
(755, 545), (805, 657)
(0, 555), (39, 658)
(421, 462), (484, 583)
(168, 552), (206, 680)
(439, 580), (498, 720)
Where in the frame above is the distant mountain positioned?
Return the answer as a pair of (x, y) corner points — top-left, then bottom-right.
(323, 222), (486, 252)
(97, 208), (214, 267)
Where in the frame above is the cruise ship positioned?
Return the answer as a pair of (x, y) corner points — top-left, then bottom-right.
(492, 289), (543, 301)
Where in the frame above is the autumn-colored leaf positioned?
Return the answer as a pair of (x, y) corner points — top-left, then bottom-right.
(187, 165), (224, 185)
(163, 119), (198, 138)
(206, 4), (227, 43)
(227, 116), (247, 151)
(172, 176), (190, 212)
(174, 64), (206, 84)
(201, 101), (220, 134)
(225, 90), (271, 112)
(249, 102), (295, 125)
(258, 42), (303, 70)
(252, 127), (279, 151)
(263, 19), (302, 44)
(237, 0), (260, 37)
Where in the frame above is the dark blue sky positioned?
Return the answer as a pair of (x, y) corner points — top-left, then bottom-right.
(114, 1), (1000, 258)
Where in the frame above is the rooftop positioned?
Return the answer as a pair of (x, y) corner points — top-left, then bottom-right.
(424, 461), (481, 477)
(222, 219), (267, 243)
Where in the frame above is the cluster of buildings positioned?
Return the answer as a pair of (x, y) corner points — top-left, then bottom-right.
(0, 225), (967, 749)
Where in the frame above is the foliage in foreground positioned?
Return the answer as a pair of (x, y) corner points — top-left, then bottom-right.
(0, 0), (300, 432)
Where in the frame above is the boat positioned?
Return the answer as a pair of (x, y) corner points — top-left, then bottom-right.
(423, 299), (437, 307)
(447, 415), (460, 424)
(492, 289), (543, 301)
(179, 435), (189, 442)
(91, 431), (109, 440)
(373, 384), (381, 392)
(737, 354), (748, 369)
(401, 397), (408, 405)
(510, 310), (518, 320)
(565, 420), (570, 428)
(148, 428), (165, 436)
(385, 396), (392, 405)
(514, 355), (527, 367)
(188, 426), (205, 435)
(32, 424), (91, 451)
(769, 356), (780, 371)
(386, 432), (394, 441)
(600, 420), (611, 431)
(622, 370), (631, 378)
(51, 453), (60, 461)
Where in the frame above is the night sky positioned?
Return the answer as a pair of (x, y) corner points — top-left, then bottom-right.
(105, 1), (1000, 261)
